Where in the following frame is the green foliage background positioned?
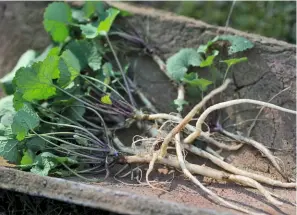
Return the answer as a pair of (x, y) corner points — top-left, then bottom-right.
(135, 1), (296, 44)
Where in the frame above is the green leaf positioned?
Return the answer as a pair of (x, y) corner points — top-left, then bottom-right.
(57, 50), (80, 87)
(82, 1), (106, 19)
(26, 137), (46, 153)
(80, 23), (98, 39)
(65, 40), (102, 71)
(80, 7), (119, 38)
(52, 80), (83, 103)
(0, 138), (20, 164)
(72, 9), (88, 23)
(0, 95), (15, 117)
(62, 100), (86, 121)
(197, 41), (214, 54)
(83, 2), (96, 18)
(34, 45), (54, 63)
(0, 123), (13, 137)
(30, 152), (58, 176)
(43, 55), (60, 80)
(182, 78), (213, 92)
(31, 152), (77, 176)
(119, 10), (133, 17)
(0, 50), (36, 95)
(97, 8), (120, 35)
(20, 150), (34, 165)
(221, 57), (248, 68)
(200, 50), (219, 67)
(13, 64), (56, 102)
(13, 91), (25, 111)
(174, 99), (189, 112)
(183, 72), (197, 81)
(1, 113), (14, 127)
(11, 103), (40, 141)
(213, 35), (254, 55)
(47, 47), (61, 57)
(43, 2), (72, 42)
(166, 48), (202, 81)
(13, 53), (60, 102)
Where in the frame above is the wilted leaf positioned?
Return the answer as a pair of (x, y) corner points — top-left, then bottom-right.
(0, 156), (16, 167)
(158, 167), (169, 175)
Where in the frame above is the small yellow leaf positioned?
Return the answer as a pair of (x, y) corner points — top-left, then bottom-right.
(21, 151), (34, 165)
(100, 94), (112, 105)
(0, 156), (16, 167)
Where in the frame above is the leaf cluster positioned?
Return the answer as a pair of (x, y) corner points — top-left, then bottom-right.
(166, 35), (253, 112)
(0, 2), (132, 177)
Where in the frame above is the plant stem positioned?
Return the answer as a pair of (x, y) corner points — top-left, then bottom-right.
(84, 106), (112, 149)
(80, 75), (128, 103)
(105, 34), (136, 107)
(39, 119), (103, 145)
(29, 129), (102, 160)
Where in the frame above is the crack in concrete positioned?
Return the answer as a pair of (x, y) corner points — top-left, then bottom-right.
(234, 72), (269, 92)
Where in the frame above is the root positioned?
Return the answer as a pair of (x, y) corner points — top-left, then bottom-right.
(183, 98), (296, 180)
(184, 144), (296, 188)
(124, 154), (278, 214)
(118, 79), (295, 214)
(199, 132), (243, 151)
(174, 132), (263, 214)
(141, 112), (243, 151)
(196, 99), (296, 132)
(221, 129), (289, 181)
(247, 86), (291, 137)
(159, 79), (232, 157)
(185, 99), (296, 144)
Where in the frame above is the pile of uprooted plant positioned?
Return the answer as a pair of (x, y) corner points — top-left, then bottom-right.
(0, 2), (295, 214)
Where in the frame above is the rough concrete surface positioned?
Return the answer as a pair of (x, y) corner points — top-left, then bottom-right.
(0, 2), (296, 215)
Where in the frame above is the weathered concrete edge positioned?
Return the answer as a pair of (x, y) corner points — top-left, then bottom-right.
(0, 167), (232, 215)
(107, 1), (296, 49)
